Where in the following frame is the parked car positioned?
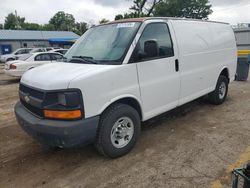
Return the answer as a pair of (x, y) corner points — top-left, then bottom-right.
(46, 47), (63, 51)
(15, 17), (237, 158)
(0, 48), (33, 63)
(29, 48), (47, 53)
(4, 52), (63, 77)
(52, 49), (68, 55)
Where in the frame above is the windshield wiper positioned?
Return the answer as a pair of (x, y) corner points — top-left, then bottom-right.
(71, 56), (97, 64)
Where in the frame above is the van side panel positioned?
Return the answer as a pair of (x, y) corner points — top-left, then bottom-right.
(171, 20), (237, 106)
(69, 64), (142, 119)
(207, 23), (237, 82)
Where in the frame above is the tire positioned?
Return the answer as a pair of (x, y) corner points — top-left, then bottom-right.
(95, 103), (141, 158)
(208, 75), (229, 105)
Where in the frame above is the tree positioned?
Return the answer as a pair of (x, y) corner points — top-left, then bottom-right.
(74, 22), (88, 35)
(114, 0), (162, 20)
(115, 14), (124, 20)
(41, 24), (55, 31)
(99, 18), (109, 24)
(154, 0), (213, 19)
(130, 0), (163, 17)
(22, 23), (41, 30)
(49, 11), (76, 31)
(4, 12), (25, 29)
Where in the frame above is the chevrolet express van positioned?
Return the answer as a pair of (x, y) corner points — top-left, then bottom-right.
(15, 17), (237, 158)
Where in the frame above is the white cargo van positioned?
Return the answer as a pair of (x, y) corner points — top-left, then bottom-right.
(15, 17), (237, 158)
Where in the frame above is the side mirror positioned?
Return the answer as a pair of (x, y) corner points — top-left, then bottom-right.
(131, 40), (159, 63)
(144, 40), (159, 58)
(136, 50), (146, 61)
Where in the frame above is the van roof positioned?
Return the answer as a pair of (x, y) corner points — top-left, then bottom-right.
(107, 17), (229, 25)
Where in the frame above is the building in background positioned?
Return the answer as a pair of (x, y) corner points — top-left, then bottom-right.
(234, 27), (250, 50)
(0, 30), (79, 55)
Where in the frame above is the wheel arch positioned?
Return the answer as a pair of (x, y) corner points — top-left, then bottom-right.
(219, 67), (230, 82)
(98, 95), (143, 120)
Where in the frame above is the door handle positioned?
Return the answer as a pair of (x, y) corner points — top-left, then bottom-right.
(175, 59), (179, 72)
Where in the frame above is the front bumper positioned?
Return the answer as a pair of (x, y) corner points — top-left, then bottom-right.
(15, 102), (99, 148)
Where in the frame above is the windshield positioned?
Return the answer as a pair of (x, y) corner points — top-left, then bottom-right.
(64, 22), (141, 65)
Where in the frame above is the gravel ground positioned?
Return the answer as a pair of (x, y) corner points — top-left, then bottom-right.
(0, 64), (249, 188)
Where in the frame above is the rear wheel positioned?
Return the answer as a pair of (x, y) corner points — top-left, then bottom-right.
(95, 103), (141, 158)
(208, 75), (228, 105)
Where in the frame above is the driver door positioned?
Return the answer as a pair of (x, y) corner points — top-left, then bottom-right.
(132, 22), (180, 120)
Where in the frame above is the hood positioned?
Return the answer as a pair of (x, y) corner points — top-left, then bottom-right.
(0, 54), (14, 60)
(21, 62), (117, 90)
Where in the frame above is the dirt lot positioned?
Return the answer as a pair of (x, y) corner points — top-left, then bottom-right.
(0, 64), (249, 188)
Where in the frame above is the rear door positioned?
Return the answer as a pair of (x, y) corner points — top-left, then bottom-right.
(130, 21), (180, 120)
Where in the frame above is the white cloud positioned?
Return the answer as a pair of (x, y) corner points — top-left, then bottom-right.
(0, 0), (249, 26)
(0, 0), (132, 25)
(209, 1), (250, 24)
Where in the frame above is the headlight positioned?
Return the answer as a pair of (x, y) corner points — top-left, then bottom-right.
(43, 90), (84, 120)
(57, 92), (81, 107)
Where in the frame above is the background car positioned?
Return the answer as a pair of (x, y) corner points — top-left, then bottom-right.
(0, 48), (33, 63)
(46, 47), (63, 51)
(29, 48), (47, 53)
(4, 52), (63, 77)
(52, 49), (68, 55)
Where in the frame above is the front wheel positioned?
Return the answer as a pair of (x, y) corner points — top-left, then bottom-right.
(95, 103), (141, 158)
(208, 75), (229, 105)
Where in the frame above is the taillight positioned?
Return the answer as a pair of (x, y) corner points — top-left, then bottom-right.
(10, 64), (16, 69)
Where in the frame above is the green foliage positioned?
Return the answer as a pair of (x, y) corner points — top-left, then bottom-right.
(130, 0), (147, 17)
(114, 0), (162, 20)
(115, 14), (124, 20)
(115, 0), (212, 20)
(1, 11), (89, 35)
(74, 22), (88, 35)
(154, 0), (213, 19)
(22, 23), (41, 30)
(49, 11), (76, 31)
(4, 13), (25, 29)
(41, 24), (56, 31)
(99, 18), (110, 24)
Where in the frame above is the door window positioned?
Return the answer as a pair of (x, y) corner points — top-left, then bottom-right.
(50, 53), (63, 60)
(130, 23), (174, 63)
(15, 49), (26, 55)
(35, 54), (51, 61)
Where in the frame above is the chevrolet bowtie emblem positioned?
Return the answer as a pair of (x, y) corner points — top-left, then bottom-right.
(24, 95), (30, 103)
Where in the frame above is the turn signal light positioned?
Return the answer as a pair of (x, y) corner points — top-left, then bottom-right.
(44, 110), (82, 120)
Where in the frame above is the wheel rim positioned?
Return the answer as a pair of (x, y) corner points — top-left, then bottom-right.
(219, 81), (226, 99)
(110, 117), (134, 148)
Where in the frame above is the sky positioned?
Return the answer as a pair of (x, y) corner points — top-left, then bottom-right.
(0, 0), (250, 25)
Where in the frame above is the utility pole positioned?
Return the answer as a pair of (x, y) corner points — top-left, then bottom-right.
(15, 10), (21, 29)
